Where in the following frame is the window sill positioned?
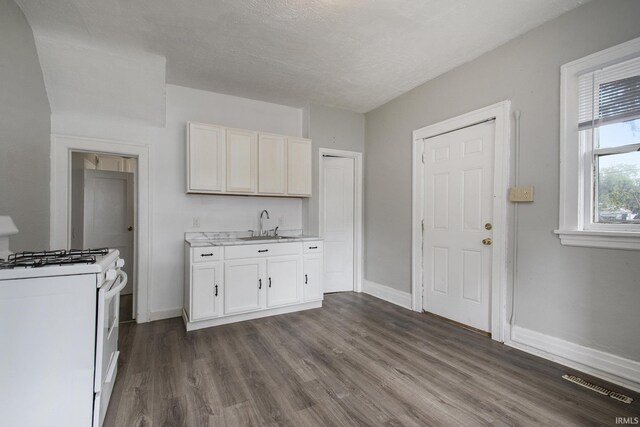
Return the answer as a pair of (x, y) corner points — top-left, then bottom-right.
(554, 229), (640, 251)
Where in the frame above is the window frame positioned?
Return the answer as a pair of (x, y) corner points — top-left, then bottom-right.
(556, 36), (640, 250)
(582, 127), (640, 232)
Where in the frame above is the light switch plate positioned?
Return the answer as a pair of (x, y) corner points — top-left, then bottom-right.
(509, 186), (534, 202)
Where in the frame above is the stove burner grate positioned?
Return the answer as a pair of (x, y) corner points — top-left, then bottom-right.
(0, 248), (109, 269)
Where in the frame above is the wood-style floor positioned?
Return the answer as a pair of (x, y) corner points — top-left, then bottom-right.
(104, 292), (639, 426)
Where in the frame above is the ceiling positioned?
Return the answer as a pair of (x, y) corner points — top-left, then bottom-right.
(16, 0), (589, 113)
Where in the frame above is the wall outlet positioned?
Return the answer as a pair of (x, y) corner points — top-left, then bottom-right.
(509, 186), (534, 202)
(192, 217), (200, 228)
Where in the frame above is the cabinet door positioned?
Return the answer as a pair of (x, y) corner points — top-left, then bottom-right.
(188, 122), (226, 192)
(266, 256), (300, 308)
(226, 128), (257, 193)
(224, 259), (265, 315)
(191, 263), (222, 320)
(287, 137), (312, 196)
(258, 133), (286, 194)
(303, 254), (323, 302)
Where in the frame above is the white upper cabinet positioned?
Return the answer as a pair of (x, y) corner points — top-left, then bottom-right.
(186, 122), (311, 197)
(287, 137), (312, 196)
(226, 128), (257, 193)
(187, 122), (226, 193)
(258, 133), (287, 195)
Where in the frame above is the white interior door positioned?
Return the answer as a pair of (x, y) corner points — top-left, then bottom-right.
(422, 121), (495, 332)
(84, 170), (135, 296)
(322, 156), (355, 293)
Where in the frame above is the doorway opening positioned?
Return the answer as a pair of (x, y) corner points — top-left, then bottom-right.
(319, 148), (363, 294)
(71, 152), (137, 322)
(411, 101), (511, 342)
(51, 134), (151, 323)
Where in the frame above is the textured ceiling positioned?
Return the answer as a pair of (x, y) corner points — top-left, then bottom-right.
(16, 0), (589, 113)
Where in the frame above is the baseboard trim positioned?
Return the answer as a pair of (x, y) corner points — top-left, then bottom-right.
(363, 280), (412, 310)
(506, 325), (640, 393)
(183, 300), (323, 331)
(148, 308), (183, 322)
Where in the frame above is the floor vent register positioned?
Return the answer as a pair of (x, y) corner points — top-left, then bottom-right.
(562, 374), (633, 404)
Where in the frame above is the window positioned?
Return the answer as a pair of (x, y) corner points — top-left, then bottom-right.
(557, 37), (640, 250)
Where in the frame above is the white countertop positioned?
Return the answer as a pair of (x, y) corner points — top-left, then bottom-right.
(185, 230), (322, 247)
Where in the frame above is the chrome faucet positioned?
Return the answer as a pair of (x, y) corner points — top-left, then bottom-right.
(259, 210), (270, 236)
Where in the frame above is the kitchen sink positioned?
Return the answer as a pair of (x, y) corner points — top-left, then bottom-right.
(238, 236), (288, 241)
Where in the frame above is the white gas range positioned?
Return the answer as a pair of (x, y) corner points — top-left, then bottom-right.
(0, 248), (127, 427)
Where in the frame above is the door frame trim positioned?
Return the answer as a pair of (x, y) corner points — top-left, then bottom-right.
(51, 134), (152, 323)
(318, 148), (363, 293)
(411, 101), (511, 342)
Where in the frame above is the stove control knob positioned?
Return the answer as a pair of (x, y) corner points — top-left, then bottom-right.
(116, 258), (125, 268)
(106, 269), (117, 281)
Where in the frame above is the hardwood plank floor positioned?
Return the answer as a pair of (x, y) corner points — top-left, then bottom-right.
(105, 293), (640, 426)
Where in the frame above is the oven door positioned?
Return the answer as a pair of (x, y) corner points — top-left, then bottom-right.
(93, 269), (127, 427)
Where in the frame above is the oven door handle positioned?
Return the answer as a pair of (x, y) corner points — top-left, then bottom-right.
(105, 270), (128, 300)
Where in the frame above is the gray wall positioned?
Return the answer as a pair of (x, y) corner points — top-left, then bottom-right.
(304, 104), (365, 234)
(0, 0), (50, 252)
(364, 0), (640, 360)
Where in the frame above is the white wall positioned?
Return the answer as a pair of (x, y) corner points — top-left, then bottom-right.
(364, 0), (640, 362)
(304, 104), (365, 234)
(149, 85), (303, 314)
(0, 0), (50, 252)
(34, 35), (166, 127)
(51, 80), (305, 317)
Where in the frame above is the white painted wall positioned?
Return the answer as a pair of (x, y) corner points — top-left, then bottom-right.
(303, 104), (365, 234)
(0, 0), (50, 252)
(364, 0), (640, 361)
(149, 85), (303, 314)
(51, 83), (304, 318)
(34, 35), (166, 127)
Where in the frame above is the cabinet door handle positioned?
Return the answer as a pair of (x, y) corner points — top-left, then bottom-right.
(305, 274), (308, 284)
(201, 253), (214, 257)
(214, 284), (218, 297)
(309, 246), (318, 249)
(258, 249), (269, 253)
(268, 277), (272, 288)
(258, 279), (262, 289)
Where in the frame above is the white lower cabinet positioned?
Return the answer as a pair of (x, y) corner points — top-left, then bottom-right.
(303, 253), (323, 302)
(224, 259), (265, 315)
(191, 263), (222, 320)
(266, 256), (301, 308)
(185, 240), (323, 331)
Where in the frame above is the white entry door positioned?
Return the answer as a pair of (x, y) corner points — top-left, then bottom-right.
(422, 121), (495, 332)
(84, 170), (135, 296)
(322, 156), (355, 293)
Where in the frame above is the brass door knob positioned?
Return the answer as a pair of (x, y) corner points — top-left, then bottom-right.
(482, 238), (492, 246)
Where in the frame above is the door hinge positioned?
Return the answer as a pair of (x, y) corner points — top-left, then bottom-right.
(421, 152), (425, 164)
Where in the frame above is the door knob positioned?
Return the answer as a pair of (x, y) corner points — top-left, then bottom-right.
(484, 223), (492, 230)
(127, 226), (133, 231)
(482, 238), (492, 246)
